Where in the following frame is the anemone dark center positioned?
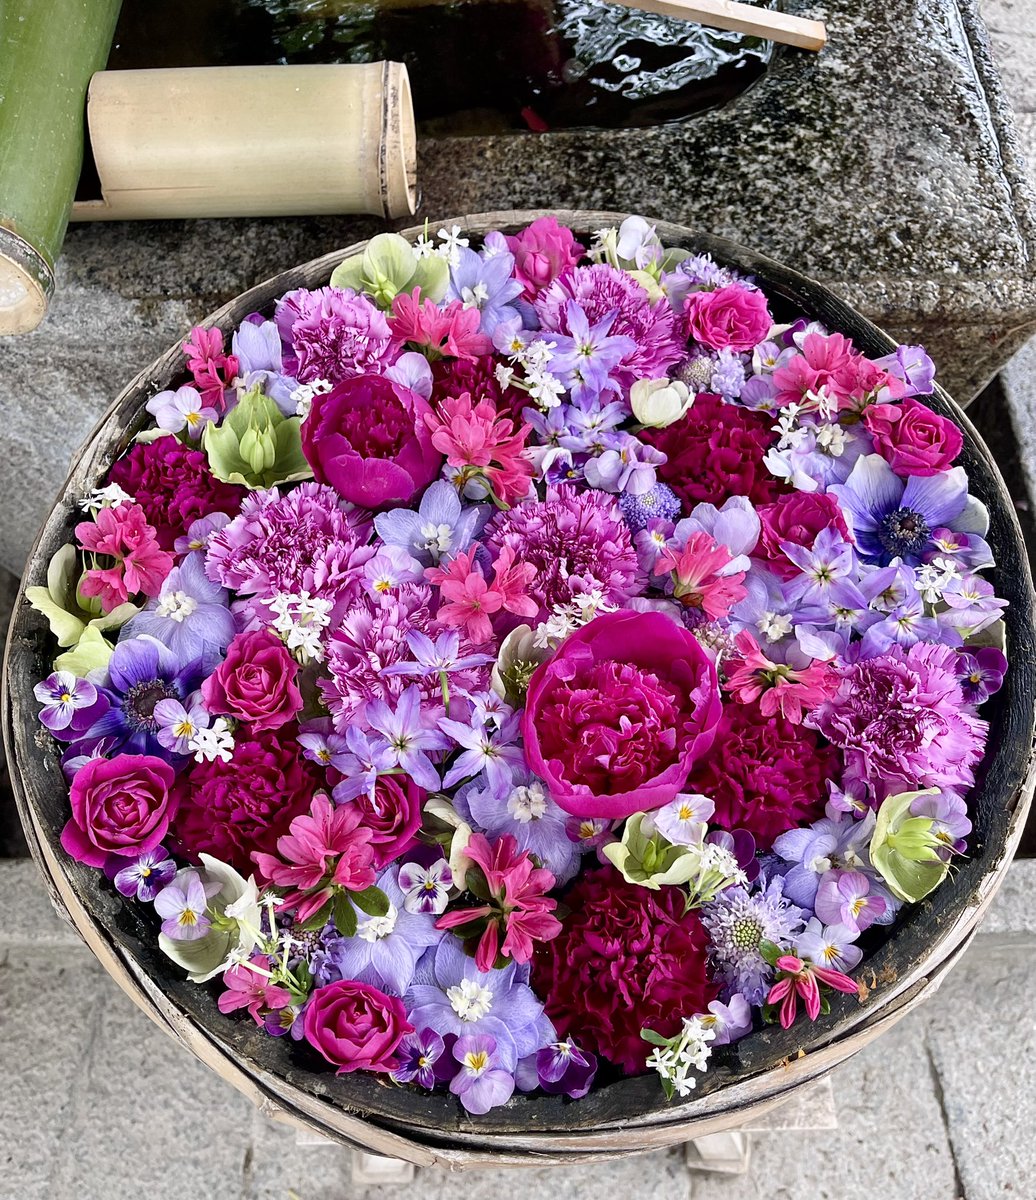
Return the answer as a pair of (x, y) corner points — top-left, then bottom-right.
(124, 679), (177, 730)
(877, 507), (930, 558)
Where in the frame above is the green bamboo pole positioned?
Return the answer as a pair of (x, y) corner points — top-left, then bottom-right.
(0, 0), (122, 334)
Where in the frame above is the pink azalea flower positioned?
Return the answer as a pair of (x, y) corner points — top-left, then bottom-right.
(725, 630), (839, 724)
(183, 325), (238, 412)
(436, 832), (561, 971)
(390, 289), (492, 362)
(653, 530), (747, 621)
(426, 544), (536, 644)
(218, 956), (292, 1025)
(424, 391), (533, 506)
(252, 793), (376, 923)
(76, 503), (174, 612)
(766, 953), (859, 1029)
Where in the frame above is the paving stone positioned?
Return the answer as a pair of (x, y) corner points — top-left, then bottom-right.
(922, 946), (1036, 1199)
(0, 859), (83, 948)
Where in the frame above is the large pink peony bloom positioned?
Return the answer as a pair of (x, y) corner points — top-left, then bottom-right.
(301, 374), (443, 509)
(522, 609), (722, 820)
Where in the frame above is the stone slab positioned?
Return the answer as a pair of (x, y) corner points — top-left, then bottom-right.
(0, 0), (1034, 575)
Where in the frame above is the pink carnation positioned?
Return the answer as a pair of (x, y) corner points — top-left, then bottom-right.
(275, 285), (398, 384)
(505, 216), (585, 300)
(76, 503), (174, 612)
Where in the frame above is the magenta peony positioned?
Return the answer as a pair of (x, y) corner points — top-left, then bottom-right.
(522, 609), (722, 820)
(862, 396), (963, 477)
(201, 629), (303, 733)
(303, 979), (413, 1074)
(60, 753), (177, 868)
(301, 374), (442, 509)
(532, 866), (717, 1073)
(170, 728), (320, 874)
(683, 283), (772, 352)
(686, 699), (839, 848)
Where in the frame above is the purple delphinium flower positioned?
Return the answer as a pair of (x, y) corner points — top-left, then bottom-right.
(446, 246), (525, 335)
(112, 844), (177, 902)
(72, 635), (203, 760)
(793, 917), (863, 974)
(701, 876), (805, 1005)
(582, 433), (666, 496)
(910, 790), (972, 857)
(381, 629), (496, 683)
(153, 869), (219, 941)
(391, 1027), (451, 1088)
(374, 480), (489, 568)
(232, 318), (297, 414)
(145, 385), (218, 438)
(773, 813), (879, 910)
(398, 853), (454, 915)
(312, 866), (442, 996)
(829, 455), (990, 567)
(449, 1034), (515, 1114)
(173, 512), (231, 557)
(814, 869), (887, 934)
(439, 711), (525, 792)
(548, 301), (637, 404)
(329, 727), (396, 803)
(364, 685), (450, 792)
(123, 552), (236, 671)
(700, 995), (753, 1046)
(954, 647), (1007, 706)
(34, 671), (104, 735)
(153, 693), (211, 756)
(873, 344), (936, 398)
(405, 935), (553, 1071)
(516, 1038), (598, 1099)
(619, 483), (681, 534)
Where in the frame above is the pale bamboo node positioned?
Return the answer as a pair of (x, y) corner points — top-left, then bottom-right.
(70, 63), (418, 223)
(0, 228), (53, 336)
(605, 0), (827, 51)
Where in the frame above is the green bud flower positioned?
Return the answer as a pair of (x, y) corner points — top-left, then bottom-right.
(202, 385), (311, 490)
(869, 787), (951, 903)
(603, 812), (700, 890)
(330, 232), (449, 309)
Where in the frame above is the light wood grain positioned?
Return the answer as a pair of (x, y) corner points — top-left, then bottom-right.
(606, 0), (827, 50)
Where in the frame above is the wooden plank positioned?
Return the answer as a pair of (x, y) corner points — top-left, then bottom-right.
(603, 0), (827, 51)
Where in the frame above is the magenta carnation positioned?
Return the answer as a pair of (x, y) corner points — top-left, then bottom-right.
(643, 393), (788, 509)
(170, 728), (320, 874)
(484, 483), (643, 622)
(275, 285), (398, 383)
(686, 699), (839, 849)
(205, 482), (375, 629)
(535, 263), (684, 382)
(806, 642), (988, 803)
(108, 437), (244, 550)
(522, 609), (722, 820)
(532, 865), (718, 1074)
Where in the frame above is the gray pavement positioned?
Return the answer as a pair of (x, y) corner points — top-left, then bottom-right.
(5, 857), (1036, 1199)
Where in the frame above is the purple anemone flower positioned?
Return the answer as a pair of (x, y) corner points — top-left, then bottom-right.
(830, 455), (990, 567)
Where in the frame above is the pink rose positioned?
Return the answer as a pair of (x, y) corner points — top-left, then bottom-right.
(336, 775), (423, 868)
(303, 980), (413, 1074)
(60, 753), (177, 868)
(757, 491), (852, 579)
(202, 629), (302, 732)
(522, 610), (722, 820)
(684, 284), (772, 352)
(505, 217), (585, 300)
(301, 374), (443, 509)
(863, 396), (963, 477)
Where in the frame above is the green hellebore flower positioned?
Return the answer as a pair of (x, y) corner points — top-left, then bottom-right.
(330, 232), (449, 309)
(603, 812), (699, 890)
(54, 624), (116, 678)
(202, 385), (312, 490)
(26, 543), (138, 649)
(869, 787), (951, 903)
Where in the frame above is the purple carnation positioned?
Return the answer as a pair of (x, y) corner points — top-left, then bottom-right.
(205, 482), (375, 629)
(485, 483), (643, 621)
(274, 285), (398, 384)
(807, 642), (988, 804)
(535, 264), (684, 384)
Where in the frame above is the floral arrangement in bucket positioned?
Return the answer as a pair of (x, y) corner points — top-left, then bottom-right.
(29, 215), (1008, 1112)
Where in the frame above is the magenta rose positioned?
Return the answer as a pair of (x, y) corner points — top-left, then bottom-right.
(505, 216), (585, 300)
(300, 374), (442, 508)
(60, 753), (177, 868)
(684, 283), (772, 352)
(202, 629), (302, 732)
(522, 609), (722, 820)
(757, 491), (852, 579)
(863, 396), (963, 477)
(336, 775), (424, 868)
(303, 979), (413, 1075)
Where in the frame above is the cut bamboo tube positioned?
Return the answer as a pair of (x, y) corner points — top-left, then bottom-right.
(0, 0), (122, 334)
(605, 0), (827, 51)
(71, 63), (417, 223)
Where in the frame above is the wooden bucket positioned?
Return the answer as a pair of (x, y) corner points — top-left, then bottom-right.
(5, 211), (1036, 1168)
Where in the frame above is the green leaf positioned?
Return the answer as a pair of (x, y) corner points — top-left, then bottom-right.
(25, 586), (85, 648)
(333, 891), (358, 938)
(758, 940), (783, 968)
(300, 900), (332, 932)
(640, 1028), (671, 1048)
(350, 885), (390, 918)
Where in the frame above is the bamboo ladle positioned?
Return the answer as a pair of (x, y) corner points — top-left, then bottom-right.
(606, 0), (827, 51)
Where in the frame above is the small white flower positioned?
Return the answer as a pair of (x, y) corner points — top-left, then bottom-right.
(78, 483), (133, 512)
(413, 232), (437, 260)
(757, 611), (793, 642)
(494, 364), (516, 389)
(291, 378), (333, 420)
(357, 903), (399, 943)
(188, 718), (235, 764)
(447, 977), (494, 1022)
(265, 591), (334, 663)
(155, 590), (199, 624)
(815, 422), (847, 457)
(437, 225), (469, 268)
(646, 1016), (716, 1098)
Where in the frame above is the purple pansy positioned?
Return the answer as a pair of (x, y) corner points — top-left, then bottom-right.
(34, 671), (106, 736)
(112, 844), (177, 902)
(449, 1034), (516, 1114)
